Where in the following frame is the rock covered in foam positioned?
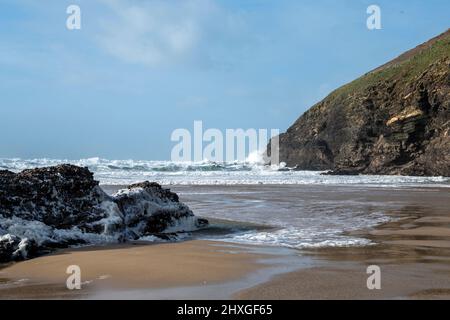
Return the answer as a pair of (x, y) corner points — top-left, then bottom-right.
(114, 182), (208, 238)
(0, 165), (208, 262)
(0, 234), (38, 263)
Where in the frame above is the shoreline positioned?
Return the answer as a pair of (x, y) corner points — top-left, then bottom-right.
(2, 211), (450, 299)
(1, 185), (449, 300)
(0, 240), (302, 300)
(236, 212), (450, 299)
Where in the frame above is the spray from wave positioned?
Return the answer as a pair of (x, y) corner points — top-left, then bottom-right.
(0, 158), (448, 187)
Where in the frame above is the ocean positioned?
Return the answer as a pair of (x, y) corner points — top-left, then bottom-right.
(2, 158), (450, 249)
(1, 157), (448, 187)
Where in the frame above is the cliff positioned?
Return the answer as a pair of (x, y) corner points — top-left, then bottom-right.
(273, 29), (450, 176)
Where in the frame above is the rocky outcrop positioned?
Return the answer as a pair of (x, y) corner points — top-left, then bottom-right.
(271, 29), (450, 176)
(113, 181), (208, 239)
(0, 165), (207, 262)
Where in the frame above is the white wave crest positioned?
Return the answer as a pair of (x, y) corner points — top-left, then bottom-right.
(1, 158), (448, 187)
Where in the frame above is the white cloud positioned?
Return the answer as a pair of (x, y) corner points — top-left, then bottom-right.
(96, 0), (220, 67)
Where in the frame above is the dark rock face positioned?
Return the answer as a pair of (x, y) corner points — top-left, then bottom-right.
(272, 29), (450, 176)
(0, 165), (109, 232)
(0, 165), (207, 262)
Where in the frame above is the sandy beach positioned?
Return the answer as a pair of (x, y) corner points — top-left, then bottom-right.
(1, 185), (450, 300)
(1, 224), (450, 300)
(1, 1), (449, 305)
(0, 240), (273, 299)
(237, 210), (450, 299)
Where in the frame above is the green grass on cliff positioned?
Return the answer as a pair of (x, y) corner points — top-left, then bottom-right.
(327, 29), (450, 101)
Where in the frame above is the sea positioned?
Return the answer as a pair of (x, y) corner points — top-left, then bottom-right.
(2, 157), (449, 249)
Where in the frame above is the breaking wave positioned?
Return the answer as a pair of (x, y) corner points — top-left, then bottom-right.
(1, 158), (448, 187)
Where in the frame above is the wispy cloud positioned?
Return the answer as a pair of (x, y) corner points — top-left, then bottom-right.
(96, 0), (220, 67)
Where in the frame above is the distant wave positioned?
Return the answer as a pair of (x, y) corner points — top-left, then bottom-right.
(0, 157), (262, 172)
(1, 158), (449, 187)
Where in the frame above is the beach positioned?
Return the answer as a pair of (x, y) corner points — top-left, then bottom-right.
(1, 184), (449, 299)
(0, 240), (272, 299)
(1, 0), (449, 305)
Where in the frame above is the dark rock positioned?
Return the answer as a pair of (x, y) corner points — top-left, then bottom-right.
(321, 169), (361, 176)
(0, 164), (108, 232)
(0, 165), (208, 262)
(196, 218), (209, 228)
(114, 181), (204, 235)
(0, 235), (39, 263)
(271, 29), (450, 177)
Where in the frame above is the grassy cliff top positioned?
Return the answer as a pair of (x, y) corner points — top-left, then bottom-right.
(327, 29), (450, 101)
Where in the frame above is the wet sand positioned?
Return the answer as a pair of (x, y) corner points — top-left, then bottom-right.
(1, 185), (449, 300)
(237, 213), (450, 299)
(235, 262), (450, 299)
(0, 240), (273, 299)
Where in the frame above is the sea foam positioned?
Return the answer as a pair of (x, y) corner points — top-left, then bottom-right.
(0, 158), (448, 187)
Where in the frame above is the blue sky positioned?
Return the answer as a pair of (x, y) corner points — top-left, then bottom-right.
(0, 0), (449, 160)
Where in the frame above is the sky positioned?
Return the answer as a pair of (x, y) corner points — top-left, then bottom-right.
(0, 0), (449, 160)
